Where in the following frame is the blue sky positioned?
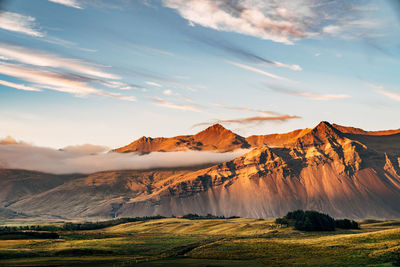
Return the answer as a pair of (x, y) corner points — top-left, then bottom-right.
(1, 0), (400, 148)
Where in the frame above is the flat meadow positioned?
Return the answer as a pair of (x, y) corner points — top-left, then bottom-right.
(0, 218), (399, 266)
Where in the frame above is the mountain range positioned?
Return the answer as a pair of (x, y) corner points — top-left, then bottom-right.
(1, 121), (400, 220)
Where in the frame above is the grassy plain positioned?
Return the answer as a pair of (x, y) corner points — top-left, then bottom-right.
(0, 218), (399, 266)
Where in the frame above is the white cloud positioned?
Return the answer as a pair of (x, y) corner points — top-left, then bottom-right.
(0, 11), (44, 37)
(101, 81), (139, 91)
(0, 142), (248, 174)
(225, 60), (288, 81)
(97, 91), (136, 102)
(145, 81), (163, 87)
(293, 92), (350, 100)
(272, 61), (302, 71)
(162, 0), (384, 44)
(162, 89), (194, 103)
(163, 89), (173, 95)
(267, 84), (351, 100)
(48, 0), (83, 9)
(0, 79), (42, 92)
(152, 97), (201, 112)
(376, 89), (400, 102)
(323, 25), (342, 35)
(162, 0), (304, 44)
(0, 42), (119, 80)
(368, 83), (400, 102)
(213, 103), (280, 117)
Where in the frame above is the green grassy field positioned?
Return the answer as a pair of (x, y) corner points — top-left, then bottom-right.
(0, 218), (399, 266)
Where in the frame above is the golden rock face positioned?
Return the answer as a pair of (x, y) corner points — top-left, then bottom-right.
(2, 121), (400, 220)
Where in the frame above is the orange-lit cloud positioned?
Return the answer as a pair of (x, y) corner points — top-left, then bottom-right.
(193, 115), (300, 128)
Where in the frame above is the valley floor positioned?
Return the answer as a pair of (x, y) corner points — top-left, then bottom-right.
(0, 218), (399, 266)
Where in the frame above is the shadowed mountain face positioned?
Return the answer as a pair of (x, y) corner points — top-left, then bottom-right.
(1, 122), (400, 220)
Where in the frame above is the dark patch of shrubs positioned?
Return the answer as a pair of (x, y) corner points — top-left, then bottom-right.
(0, 231), (59, 240)
(286, 210), (307, 220)
(54, 248), (113, 256)
(0, 225), (60, 232)
(276, 210), (360, 231)
(335, 219), (360, 229)
(275, 217), (288, 225)
(393, 249), (400, 266)
(294, 210), (335, 231)
(181, 214), (240, 220)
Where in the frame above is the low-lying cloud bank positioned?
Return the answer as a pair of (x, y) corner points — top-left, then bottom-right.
(0, 141), (249, 174)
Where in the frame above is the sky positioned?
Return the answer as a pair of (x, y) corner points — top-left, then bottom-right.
(1, 0), (400, 149)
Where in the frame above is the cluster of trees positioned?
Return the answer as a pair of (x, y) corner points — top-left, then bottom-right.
(275, 210), (360, 231)
(335, 219), (360, 230)
(181, 214), (240, 220)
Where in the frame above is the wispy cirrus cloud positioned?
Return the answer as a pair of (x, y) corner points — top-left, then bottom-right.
(191, 35), (302, 71)
(163, 89), (194, 103)
(368, 83), (400, 102)
(48, 0), (83, 9)
(130, 43), (174, 57)
(0, 62), (135, 101)
(163, 0), (383, 44)
(101, 80), (142, 91)
(0, 79), (42, 92)
(193, 115), (300, 128)
(152, 97), (201, 112)
(0, 42), (119, 79)
(226, 60), (288, 81)
(212, 103), (280, 117)
(0, 42), (135, 101)
(0, 11), (44, 37)
(145, 81), (163, 87)
(0, 62), (99, 95)
(0, 12), (96, 52)
(267, 84), (351, 100)
(126, 68), (206, 92)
